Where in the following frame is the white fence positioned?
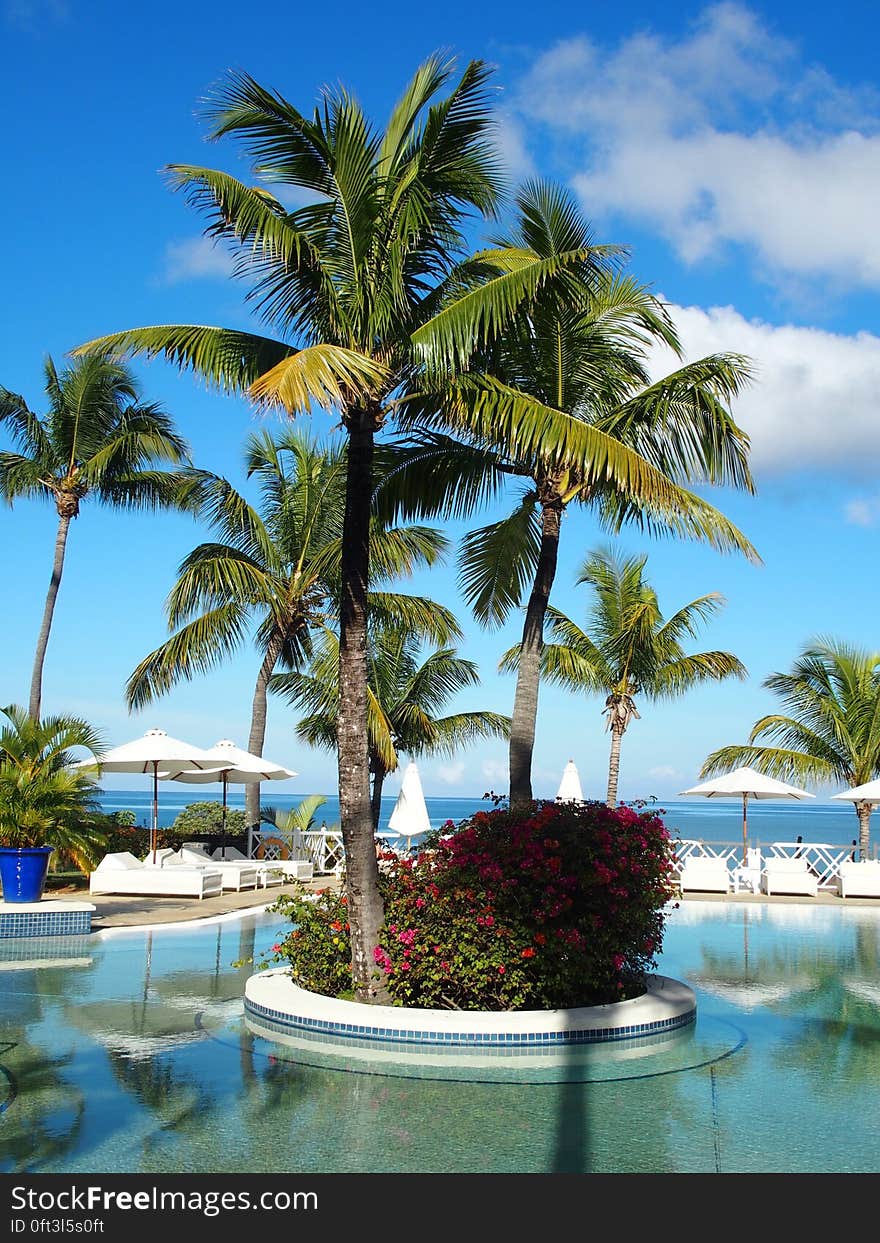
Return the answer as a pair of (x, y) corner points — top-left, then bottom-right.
(674, 838), (859, 890)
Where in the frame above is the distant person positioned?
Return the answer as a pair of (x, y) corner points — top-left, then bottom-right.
(851, 840), (858, 862)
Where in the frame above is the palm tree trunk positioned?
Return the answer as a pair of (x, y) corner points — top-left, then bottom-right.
(337, 413), (387, 1002)
(606, 721), (625, 807)
(245, 632), (285, 830)
(370, 766), (386, 832)
(29, 511), (72, 721)
(856, 800), (873, 860)
(509, 499), (563, 809)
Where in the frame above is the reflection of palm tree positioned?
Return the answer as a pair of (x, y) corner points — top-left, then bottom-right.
(0, 1039), (85, 1172)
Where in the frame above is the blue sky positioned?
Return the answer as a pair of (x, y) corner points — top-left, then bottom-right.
(2, 1), (879, 803)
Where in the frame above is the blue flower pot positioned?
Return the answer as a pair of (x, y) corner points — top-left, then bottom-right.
(0, 847), (54, 903)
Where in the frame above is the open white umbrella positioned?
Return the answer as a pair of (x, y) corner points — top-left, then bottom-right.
(680, 765), (814, 862)
(159, 739), (297, 857)
(77, 729), (225, 861)
(832, 777), (880, 803)
(386, 760), (431, 850)
(556, 759), (585, 803)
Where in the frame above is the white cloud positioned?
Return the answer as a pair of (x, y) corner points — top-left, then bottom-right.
(515, 4), (880, 289)
(481, 759), (507, 782)
(844, 498), (880, 527)
(160, 237), (235, 286)
(435, 761), (466, 785)
(647, 302), (880, 476)
(648, 765), (681, 779)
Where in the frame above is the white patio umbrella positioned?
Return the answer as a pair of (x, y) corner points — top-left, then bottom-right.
(159, 739), (297, 857)
(76, 728), (225, 861)
(386, 760), (431, 850)
(556, 759), (585, 803)
(831, 777), (880, 803)
(680, 765), (815, 863)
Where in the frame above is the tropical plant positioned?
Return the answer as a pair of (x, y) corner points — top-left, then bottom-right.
(504, 547), (746, 806)
(170, 801), (248, 837)
(388, 181), (756, 808)
(126, 429), (447, 827)
(260, 793), (329, 836)
(702, 639), (880, 858)
(0, 704), (107, 867)
(77, 58), (700, 998)
(264, 799), (677, 1008)
(0, 354), (190, 720)
(273, 621), (510, 826)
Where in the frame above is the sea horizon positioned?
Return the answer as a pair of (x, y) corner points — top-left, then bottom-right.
(96, 788), (872, 852)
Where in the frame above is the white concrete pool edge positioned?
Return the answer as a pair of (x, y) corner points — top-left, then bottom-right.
(95, 902), (279, 939)
(245, 969), (696, 1046)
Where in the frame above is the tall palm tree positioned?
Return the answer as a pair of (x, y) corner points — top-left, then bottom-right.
(76, 59), (725, 997)
(0, 354), (190, 720)
(503, 547), (746, 806)
(702, 639), (880, 858)
(273, 621), (510, 827)
(126, 429), (447, 827)
(0, 704), (107, 868)
(391, 182), (756, 808)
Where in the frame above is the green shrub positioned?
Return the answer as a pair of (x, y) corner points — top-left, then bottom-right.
(170, 801), (247, 837)
(264, 800), (678, 1009)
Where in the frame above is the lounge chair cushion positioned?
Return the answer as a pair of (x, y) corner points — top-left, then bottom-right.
(837, 861), (880, 898)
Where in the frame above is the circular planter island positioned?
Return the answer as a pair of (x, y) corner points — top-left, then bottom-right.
(244, 969), (697, 1073)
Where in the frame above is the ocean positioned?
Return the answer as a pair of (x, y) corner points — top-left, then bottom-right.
(96, 789), (871, 852)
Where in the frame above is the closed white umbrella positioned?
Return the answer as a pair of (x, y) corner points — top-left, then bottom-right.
(159, 739), (297, 856)
(76, 729), (225, 861)
(387, 760), (431, 849)
(680, 765), (814, 863)
(556, 759), (584, 803)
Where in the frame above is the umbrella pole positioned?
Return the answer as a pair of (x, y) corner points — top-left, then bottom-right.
(742, 793), (748, 864)
(221, 777), (228, 860)
(152, 761), (159, 863)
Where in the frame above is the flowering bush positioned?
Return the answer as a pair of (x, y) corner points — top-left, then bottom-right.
(264, 800), (678, 1009)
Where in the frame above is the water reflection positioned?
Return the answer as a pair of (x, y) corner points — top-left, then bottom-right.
(2, 907), (880, 1172)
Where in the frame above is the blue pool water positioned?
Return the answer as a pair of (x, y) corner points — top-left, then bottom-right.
(2, 899), (880, 1173)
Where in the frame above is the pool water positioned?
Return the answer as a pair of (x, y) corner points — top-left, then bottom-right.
(2, 900), (879, 1174)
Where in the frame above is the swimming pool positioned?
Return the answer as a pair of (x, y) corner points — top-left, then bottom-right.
(2, 899), (879, 1173)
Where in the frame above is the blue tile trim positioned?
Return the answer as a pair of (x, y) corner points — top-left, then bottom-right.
(0, 910), (92, 939)
(244, 996), (696, 1047)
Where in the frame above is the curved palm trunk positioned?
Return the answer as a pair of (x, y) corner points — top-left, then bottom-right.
(606, 721), (625, 807)
(245, 632), (285, 831)
(337, 415), (387, 1002)
(509, 500), (562, 810)
(856, 800), (873, 861)
(30, 511), (73, 721)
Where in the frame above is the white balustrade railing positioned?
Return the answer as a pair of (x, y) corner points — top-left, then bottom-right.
(248, 827), (346, 876)
(672, 838), (856, 889)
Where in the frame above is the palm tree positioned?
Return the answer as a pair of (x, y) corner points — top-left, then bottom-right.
(503, 547), (746, 806)
(0, 704), (107, 868)
(0, 354), (190, 721)
(390, 182), (756, 807)
(702, 639), (880, 858)
(76, 59), (720, 997)
(126, 429), (447, 828)
(273, 621), (510, 827)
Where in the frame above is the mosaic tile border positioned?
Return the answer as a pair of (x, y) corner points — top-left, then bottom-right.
(243, 995), (697, 1047)
(0, 910), (92, 939)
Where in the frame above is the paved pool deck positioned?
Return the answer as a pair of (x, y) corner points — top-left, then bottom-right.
(34, 875), (344, 930)
(24, 876), (877, 930)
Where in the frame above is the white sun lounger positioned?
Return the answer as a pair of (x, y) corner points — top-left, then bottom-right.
(679, 856), (732, 894)
(179, 842), (284, 888)
(836, 860), (880, 898)
(761, 856), (819, 897)
(164, 847), (260, 892)
(89, 851), (223, 899)
(212, 844), (313, 883)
